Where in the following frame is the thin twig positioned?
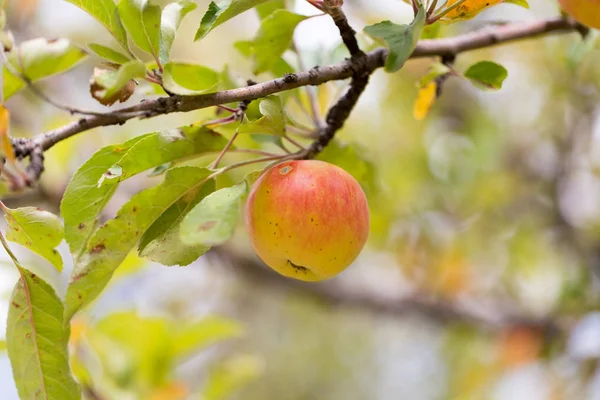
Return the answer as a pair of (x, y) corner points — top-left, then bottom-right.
(3, 52), (108, 117)
(210, 121), (242, 169)
(283, 134), (307, 151)
(9, 17), (580, 163)
(292, 40), (323, 127)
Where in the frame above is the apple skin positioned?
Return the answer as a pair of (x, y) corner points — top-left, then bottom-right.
(244, 160), (369, 282)
(558, 0), (600, 29)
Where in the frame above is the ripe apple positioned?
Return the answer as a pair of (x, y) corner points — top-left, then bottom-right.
(244, 160), (370, 281)
(558, 0), (600, 29)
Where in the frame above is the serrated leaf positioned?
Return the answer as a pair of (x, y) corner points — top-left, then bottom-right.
(89, 60), (146, 106)
(195, 0), (273, 41)
(238, 96), (286, 136)
(138, 179), (216, 266)
(180, 181), (247, 247)
(3, 206), (64, 271)
(162, 62), (220, 95)
(65, 167), (214, 320)
(62, 126), (227, 259)
(159, 0), (197, 65)
(7, 266), (80, 400)
(255, 0), (285, 19)
(65, 0), (129, 51)
(363, 4), (425, 72)
(88, 43), (131, 64)
(61, 134), (150, 258)
(248, 10), (307, 75)
(464, 60), (508, 90)
(3, 38), (87, 100)
(413, 81), (438, 120)
(117, 0), (162, 60)
(98, 127), (228, 186)
(172, 316), (244, 358)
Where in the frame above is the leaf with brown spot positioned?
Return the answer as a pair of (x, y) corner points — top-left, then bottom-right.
(65, 167), (213, 320)
(139, 179), (216, 266)
(2, 205), (64, 271)
(6, 261), (81, 399)
(180, 181), (248, 247)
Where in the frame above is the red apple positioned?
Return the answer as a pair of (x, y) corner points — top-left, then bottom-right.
(245, 160), (369, 281)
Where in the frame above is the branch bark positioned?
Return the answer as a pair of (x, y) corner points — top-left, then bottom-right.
(19, 16), (581, 155)
(210, 247), (566, 333)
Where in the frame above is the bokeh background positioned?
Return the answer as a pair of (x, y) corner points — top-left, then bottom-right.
(1, 0), (600, 399)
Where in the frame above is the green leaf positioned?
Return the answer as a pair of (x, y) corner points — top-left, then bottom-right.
(180, 181), (247, 247)
(162, 62), (220, 95)
(172, 316), (244, 358)
(65, 167), (214, 320)
(0, 340), (5, 351)
(159, 0), (197, 65)
(234, 40), (293, 77)
(316, 140), (377, 198)
(98, 126), (228, 186)
(363, 5), (426, 72)
(238, 96), (286, 136)
(256, 0), (285, 19)
(3, 206), (64, 271)
(200, 355), (263, 400)
(248, 9), (307, 75)
(117, 0), (162, 60)
(89, 60), (146, 105)
(464, 60), (508, 90)
(61, 134), (150, 259)
(3, 38), (87, 100)
(65, 0), (129, 51)
(138, 179), (216, 266)
(418, 62), (451, 86)
(62, 127), (228, 259)
(7, 266), (81, 400)
(505, 0), (529, 8)
(88, 43), (131, 64)
(88, 311), (171, 388)
(195, 0), (273, 41)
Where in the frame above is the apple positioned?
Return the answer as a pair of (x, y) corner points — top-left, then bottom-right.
(244, 160), (369, 281)
(558, 0), (600, 29)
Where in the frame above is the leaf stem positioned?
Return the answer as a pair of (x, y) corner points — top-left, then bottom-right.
(292, 41), (323, 128)
(210, 130), (239, 169)
(284, 134), (307, 150)
(429, 0), (468, 23)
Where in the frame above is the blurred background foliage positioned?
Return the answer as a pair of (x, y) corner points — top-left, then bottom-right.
(1, 0), (600, 399)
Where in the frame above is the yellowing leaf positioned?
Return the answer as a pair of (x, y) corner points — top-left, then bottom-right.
(0, 105), (15, 164)
(442, 0), (504, 22)
(413, 82), (437, 121)
(69, 318), (87, 346)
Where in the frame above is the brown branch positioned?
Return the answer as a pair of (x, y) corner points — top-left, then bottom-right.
(14, 17), (582, 158)
(302, 0), (369, 158)
(210, 247), (566, 333)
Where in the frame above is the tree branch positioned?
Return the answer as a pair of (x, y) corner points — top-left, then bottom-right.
(11, 17), (582, 169)
(210, 247), (566, 333)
